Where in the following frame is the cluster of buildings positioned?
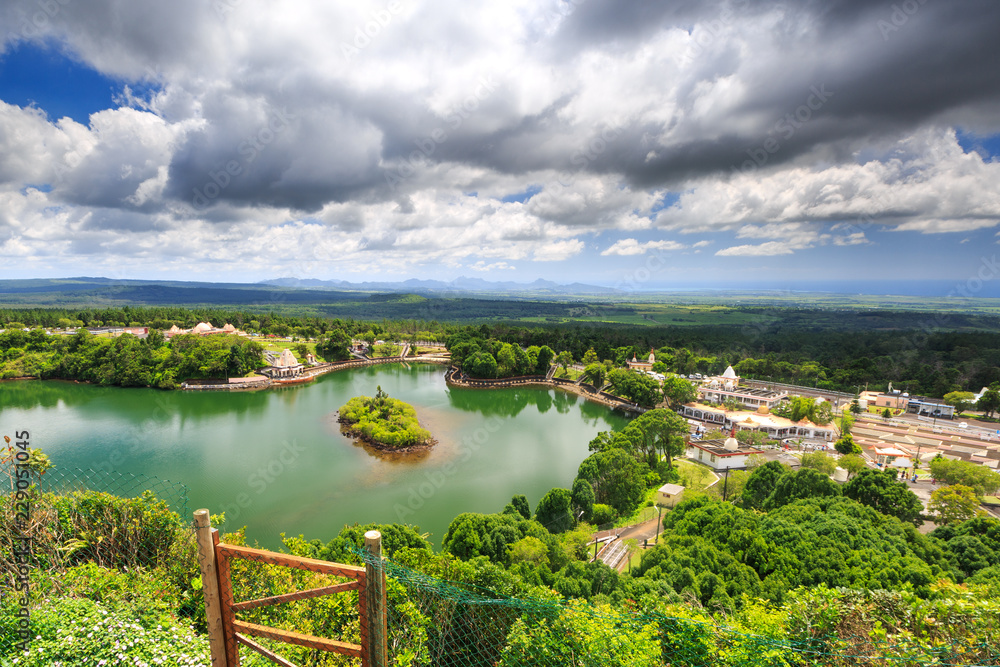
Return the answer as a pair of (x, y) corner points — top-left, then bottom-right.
(164, 322), (250, 339)
(669, 365), (1000, 479)
(260, 348), (316, 379)
(852, 421), (1000, 472)
(858, 388), (955, 419)
(672, 366), (834, 471)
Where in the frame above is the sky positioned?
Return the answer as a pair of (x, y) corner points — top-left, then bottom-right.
(1, 0), (1000, 294)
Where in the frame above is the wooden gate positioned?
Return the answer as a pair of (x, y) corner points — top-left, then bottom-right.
(194, 509), (388, 667)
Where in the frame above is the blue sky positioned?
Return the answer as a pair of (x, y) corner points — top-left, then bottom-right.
(1, 1), (1000, 294)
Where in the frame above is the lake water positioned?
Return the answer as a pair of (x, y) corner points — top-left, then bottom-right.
(0, 364), (630, 548)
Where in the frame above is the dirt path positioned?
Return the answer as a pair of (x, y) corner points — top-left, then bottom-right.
(591, 515), (663, 571)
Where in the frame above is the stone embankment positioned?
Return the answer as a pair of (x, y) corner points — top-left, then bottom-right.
(444, 367), (647, 414)
(181, 350), (451, 391)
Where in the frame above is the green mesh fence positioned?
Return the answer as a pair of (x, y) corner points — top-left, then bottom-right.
(2, 461), (999, 667)
(344, 546), (1000, 667)
(35, 466), (190, 518)
(0, 466), (198, 665)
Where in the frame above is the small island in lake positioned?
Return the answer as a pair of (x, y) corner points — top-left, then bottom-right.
(337, 386), (434, 451)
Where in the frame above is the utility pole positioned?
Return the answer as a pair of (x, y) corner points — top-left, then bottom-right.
(722, 466), (731, 501)
(654, 505), (662, 543)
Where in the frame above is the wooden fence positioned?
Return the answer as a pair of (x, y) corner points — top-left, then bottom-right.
(194, 509), (387, 667)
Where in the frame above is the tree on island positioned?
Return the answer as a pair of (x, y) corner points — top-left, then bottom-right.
(338, 386), (431, 449)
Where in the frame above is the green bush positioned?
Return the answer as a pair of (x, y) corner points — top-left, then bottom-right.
(50, 490), (185, 570)
(339, 389), (431, 448)
(1, 595), (210, 667)
(591, 504), (617, 526)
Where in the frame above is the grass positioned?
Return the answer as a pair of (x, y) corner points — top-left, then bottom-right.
(614, 488), (660, 527)
(260, 339), (315, 354)
(554, 367), (583, 380)
(674, 458), (720, 492)
(982, 495), (1000, 506)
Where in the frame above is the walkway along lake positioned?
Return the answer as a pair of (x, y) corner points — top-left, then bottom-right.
(0, 363), (630, 548)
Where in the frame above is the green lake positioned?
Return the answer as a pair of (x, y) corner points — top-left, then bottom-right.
(0, 364), (630, 548)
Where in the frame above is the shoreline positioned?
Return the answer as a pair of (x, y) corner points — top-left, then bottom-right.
(0, 354), (453, 391)
(336, 413), (436, 455)
(444, 366), (648, 414)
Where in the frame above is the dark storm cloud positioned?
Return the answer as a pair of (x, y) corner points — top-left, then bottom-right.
(4, 0), (1000, 255)
(449, 0), (1000, 189)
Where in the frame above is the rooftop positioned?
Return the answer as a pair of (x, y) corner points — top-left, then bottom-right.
(685, 403), (834, 431)
(688, 438), (765, 457)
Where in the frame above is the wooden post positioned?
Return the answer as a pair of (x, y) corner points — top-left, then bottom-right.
(215, 529), (240, 667)
(364, 530), (388, 667)
(194, 509), (228, 667)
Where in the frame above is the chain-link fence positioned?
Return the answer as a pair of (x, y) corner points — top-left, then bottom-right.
(0, 466), (199, 665)
(3, 467), (1000, 666)
(35, 467), (190, 518)
(348, 546), (1000, 667)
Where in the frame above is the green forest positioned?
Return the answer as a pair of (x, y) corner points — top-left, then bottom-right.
(6, 302), (1000, 396)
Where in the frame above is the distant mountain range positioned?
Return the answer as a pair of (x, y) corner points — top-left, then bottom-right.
(259, 276), (623, 296)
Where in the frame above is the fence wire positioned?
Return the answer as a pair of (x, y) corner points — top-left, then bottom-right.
(35, 467), (190, 518)
(347, 546), (1000, 667)
(2, 467), (999, 666)
(0, 466), (198, 666)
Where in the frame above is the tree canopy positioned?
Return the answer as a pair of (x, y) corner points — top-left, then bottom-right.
(842, 469), (924, 526)
(338, 387), (432, 449)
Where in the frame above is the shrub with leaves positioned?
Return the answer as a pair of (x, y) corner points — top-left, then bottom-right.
(1, 595), (211, 667)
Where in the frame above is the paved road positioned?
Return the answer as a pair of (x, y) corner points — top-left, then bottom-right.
(592, 516), (663, 571)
